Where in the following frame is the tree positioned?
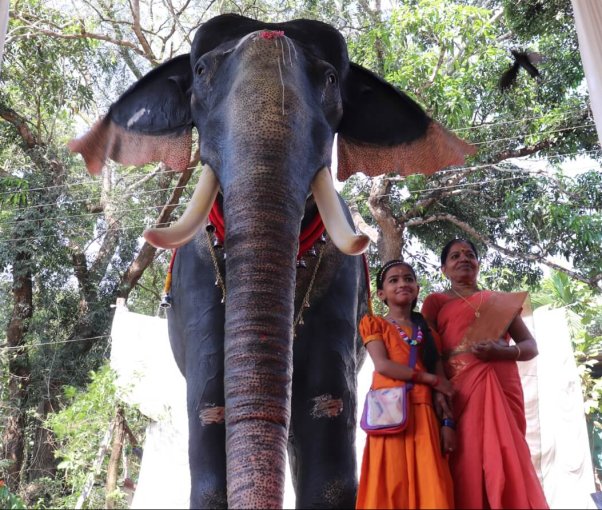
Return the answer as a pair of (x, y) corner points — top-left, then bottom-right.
(0, 0), (194, 500)
(1, 0), (600, 505)
(341, 0), (601, 291)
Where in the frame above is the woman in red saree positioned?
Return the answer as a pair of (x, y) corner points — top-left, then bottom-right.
(356, 260), (455, 509)
(422, 239), (548, 509)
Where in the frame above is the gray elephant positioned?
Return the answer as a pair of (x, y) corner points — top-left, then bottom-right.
(69, 13), (474, 509)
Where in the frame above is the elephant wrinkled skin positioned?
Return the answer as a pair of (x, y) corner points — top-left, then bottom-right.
(69, 13), (474, 509)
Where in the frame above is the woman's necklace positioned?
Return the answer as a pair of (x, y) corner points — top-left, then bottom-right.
(387, 318), (423, 346)
(450, 287), (483, 318)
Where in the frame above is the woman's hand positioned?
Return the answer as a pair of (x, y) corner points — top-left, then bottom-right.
(429, 374), (455, 397)
(471, 339), (511, 361)
(440, 425), (456, 456)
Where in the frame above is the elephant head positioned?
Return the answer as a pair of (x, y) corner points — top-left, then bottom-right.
(69, 13), (474, 508)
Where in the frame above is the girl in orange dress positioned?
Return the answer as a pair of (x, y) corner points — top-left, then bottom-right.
(356, 260), (455, 510)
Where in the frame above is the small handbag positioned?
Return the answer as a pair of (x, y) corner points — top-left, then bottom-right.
(360, 328), (418, 436)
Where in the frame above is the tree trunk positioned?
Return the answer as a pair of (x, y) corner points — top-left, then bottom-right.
(28, 397), (58, 481)
(105, 407), (126, 509)
(368, 177), (405, 263)
(2, 249), (33, 490)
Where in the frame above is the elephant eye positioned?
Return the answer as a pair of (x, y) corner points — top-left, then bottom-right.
(196, 65), (205, 76)
(326, 73), (337, 85)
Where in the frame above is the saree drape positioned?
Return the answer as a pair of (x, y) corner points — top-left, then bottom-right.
(422, 291), (548, 509)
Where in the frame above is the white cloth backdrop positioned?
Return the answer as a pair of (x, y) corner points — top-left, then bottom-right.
(111, 303), (596, 509)
(572, 0), (602, 145)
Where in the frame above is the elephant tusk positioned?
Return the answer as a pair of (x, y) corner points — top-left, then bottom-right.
(143, 164), (220, 249)
(311, 167), (370, 256)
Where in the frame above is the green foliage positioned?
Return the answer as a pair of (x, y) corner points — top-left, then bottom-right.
(0, 483), (27, 510)
(45, 364), (146, 509)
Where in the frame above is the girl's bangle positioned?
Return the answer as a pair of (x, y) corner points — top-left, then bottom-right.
(442, 418), (456, 430)
(514, 344), (521, 360)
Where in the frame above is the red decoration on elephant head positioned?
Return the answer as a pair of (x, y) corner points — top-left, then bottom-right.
(259, 30), (285, 40)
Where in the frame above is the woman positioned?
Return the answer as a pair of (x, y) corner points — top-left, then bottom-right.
(356, 260), (455, 510)
(421, 239), (548, 509)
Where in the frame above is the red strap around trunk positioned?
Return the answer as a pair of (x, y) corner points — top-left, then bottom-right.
(208, 201), (325, 259)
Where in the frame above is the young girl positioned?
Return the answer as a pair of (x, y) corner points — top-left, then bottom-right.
(356, 260), (456, 510)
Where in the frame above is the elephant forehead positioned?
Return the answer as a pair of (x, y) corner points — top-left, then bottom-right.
(191, 13), (349, 76)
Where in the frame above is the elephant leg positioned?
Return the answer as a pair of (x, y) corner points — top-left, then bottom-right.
(289, 256), (363, 508)
(168, 239), (227, 509)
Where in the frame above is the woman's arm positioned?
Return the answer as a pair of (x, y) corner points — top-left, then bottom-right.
(366, 340), (455, 396)
(508, 315), (539, 361)
(471, 315), (539, 362)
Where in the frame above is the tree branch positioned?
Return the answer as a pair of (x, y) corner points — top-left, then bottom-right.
(129, 0), (157, 62)
(12, 14), (149, 59)
(0, 104), (40, 148)
(118, 154), (198, 299)
(408, 212), (602, 289)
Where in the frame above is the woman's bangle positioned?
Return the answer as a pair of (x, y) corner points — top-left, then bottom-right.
(514, 344), (521, 360)
(441, 418), (456, 430)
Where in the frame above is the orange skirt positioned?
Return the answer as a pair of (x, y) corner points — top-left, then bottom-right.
(356, 403), (454, 509)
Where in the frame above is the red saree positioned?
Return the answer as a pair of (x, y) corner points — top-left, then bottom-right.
(422, 291), (548, 509)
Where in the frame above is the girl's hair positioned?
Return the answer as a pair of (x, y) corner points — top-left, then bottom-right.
(411, 311), (439, 374)
(440, 238), (479, 266)
(376, 259), (439, 373)
(376, 259), (416, 290)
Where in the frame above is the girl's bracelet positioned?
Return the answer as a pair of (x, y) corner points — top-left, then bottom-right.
(441, 418), (456, 430)
(410, 370), (423, 383)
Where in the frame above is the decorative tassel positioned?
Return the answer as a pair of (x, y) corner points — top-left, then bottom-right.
(159, 249), (177, 311)
(160, 293), (173, 309)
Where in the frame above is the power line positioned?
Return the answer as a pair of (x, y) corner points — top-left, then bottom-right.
(470, 123), (596, 146)
(0, 196), (187, 227)
(2, 167), (601, 241)
(0, 113), (597, 198)
(0, 334), (112, 352)
(0, 168), (186, 197)
(450, 109), (591, 133)
(2, 146), (600, 217)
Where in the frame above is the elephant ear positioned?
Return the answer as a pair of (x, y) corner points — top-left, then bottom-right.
(337, 63), (476, 181)
(69, 54), (193, 175)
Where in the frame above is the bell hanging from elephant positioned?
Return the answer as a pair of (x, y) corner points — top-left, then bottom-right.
(69, 13), (475, 509)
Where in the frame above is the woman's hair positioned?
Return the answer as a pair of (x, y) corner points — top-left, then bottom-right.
(376, 259), (439, 372)
(440, 238), (479, 266)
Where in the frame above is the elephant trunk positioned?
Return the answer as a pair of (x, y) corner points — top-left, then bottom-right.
(222, 166), (304, 508)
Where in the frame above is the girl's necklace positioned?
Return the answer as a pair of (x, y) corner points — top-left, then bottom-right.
(450, 287), (483, 318)
(387, 319), (423, 346)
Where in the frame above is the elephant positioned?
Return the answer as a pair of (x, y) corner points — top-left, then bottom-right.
(69, 13), (474, 509)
